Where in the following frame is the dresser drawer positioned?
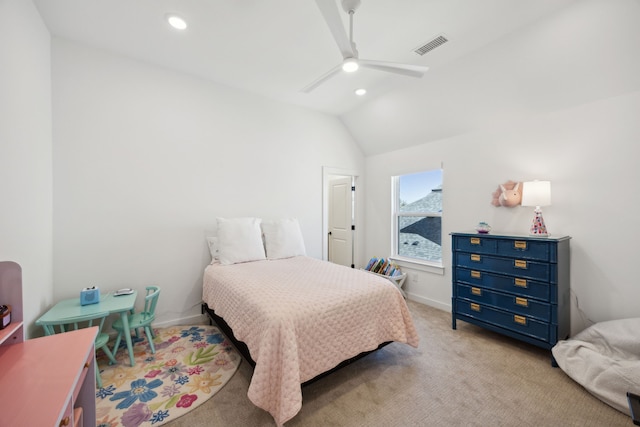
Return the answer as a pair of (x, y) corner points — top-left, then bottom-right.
(455, 267), (550, 301)
(456, 284), (551, 322)
(452, 235), (497, 255)
(496, 238), (551, 261)
(457, 300), (550, 342)
(455, 252), (550, 282)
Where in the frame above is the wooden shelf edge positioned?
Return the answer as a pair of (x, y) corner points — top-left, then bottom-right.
(360, 269), (406, 280)
(0, 321), (24, 345)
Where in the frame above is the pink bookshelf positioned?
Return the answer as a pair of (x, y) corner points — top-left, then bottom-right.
(0, 261), (24, 345)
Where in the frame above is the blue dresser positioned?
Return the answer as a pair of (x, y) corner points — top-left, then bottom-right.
(451, 232), (571, 358)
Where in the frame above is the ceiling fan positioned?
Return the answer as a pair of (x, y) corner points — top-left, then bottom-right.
(302, 0), (429, 93)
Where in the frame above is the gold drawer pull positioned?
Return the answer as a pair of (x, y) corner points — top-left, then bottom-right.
(514, 241), (527, 249)
(60, 416), (70, 426)
(515, 297), (529, 307)
(470, 254), (481, 262)
(514, 259), (527, 269)
(470, 237), (481, 245)
(470, 303), (481, 312)
(471, 287), (482, 296)
(514, 315), (527, 325)
(514, 278), (528, 288)
(470, 270), (481, 279)
(84, 361), (90, 369)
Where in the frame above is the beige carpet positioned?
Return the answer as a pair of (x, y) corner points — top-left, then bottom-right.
(168, 301), (630, 426)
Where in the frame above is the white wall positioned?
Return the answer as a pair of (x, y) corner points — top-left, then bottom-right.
(365, 90), (640, 334)
(0, 0), (54, 338)
(359, 0), (640, 334)
(51, 39), (364, 326)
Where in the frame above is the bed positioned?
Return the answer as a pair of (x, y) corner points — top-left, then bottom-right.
(201, 218), (419, 425)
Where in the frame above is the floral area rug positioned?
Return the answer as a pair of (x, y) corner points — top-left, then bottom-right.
(95, 325), (241, 427)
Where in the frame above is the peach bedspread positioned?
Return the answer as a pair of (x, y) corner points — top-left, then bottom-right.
(202, 256), (419, 425)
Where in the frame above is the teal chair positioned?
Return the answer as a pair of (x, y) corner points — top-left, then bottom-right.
(38, 310), (118, 388)
(112, 286), (160, 357)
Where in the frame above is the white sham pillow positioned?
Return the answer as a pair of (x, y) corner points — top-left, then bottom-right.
(205, 236), (219, 260)
(216, 217), (266, 265)
(261, 218), (306, 260)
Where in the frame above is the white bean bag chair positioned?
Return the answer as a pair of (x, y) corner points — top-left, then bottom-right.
(552, 318), (640, 415)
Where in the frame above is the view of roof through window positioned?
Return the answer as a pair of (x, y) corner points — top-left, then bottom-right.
(398, 170), (442, 263)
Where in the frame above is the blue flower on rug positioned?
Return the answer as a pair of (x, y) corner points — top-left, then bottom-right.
(175, 375), (189, 385)
(97, 384), (116, 399)
(150, 409), (170, 424)
(116, 334), (146, 350)
(180, 326), (205, 341)
(110, 378), (164, 409)
(206, 332), (225, 345)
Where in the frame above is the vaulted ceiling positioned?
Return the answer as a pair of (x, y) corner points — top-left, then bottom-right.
(34, 0), (577, 117)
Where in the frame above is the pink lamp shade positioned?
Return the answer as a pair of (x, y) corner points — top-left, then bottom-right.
(521, 181), (551, 236)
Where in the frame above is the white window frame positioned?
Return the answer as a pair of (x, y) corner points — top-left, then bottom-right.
(390, 171), (444, 275)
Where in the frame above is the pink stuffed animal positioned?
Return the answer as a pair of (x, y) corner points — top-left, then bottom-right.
(491, 181), (522, 207)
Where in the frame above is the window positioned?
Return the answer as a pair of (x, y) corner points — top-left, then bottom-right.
(392, 169), (442, 266)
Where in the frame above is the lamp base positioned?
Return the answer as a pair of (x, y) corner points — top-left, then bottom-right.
(529, 207), (549, 236)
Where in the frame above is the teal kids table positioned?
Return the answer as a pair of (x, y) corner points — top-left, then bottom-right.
(36, 290), (138, 366)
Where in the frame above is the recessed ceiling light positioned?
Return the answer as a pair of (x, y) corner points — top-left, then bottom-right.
(355, 88), (367, 96)
(166, 14), (187, 30)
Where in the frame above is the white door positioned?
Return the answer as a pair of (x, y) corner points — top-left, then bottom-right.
(328, 176), (353, 267)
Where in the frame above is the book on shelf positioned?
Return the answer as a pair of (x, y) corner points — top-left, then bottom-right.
(379, 259), (389, 274)
(373, 258), (384, 273)
(364, 257), (402, 277)
(365, 257), (380, 272)
(365, 257), (376, 271)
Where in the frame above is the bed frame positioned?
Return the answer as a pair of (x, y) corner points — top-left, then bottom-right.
(201, 302), (389, 386)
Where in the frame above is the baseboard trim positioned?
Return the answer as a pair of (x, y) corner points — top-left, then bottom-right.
(153, 314), (209, 328)
(406, 293), (450, 312)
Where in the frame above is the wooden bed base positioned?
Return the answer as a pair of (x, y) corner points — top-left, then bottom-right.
(201, 302), (389, 386)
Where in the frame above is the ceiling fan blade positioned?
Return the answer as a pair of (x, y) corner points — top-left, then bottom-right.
(314, 0), (355, 59)
(359, 59), (429, 78)
(301, 64), (343, 93)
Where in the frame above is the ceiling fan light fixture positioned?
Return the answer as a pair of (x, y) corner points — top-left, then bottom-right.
(302, 0), (428, 93)
(342, 58), (359, 73)
(166, 14), (187, 30)
(354, 88), (367, 96)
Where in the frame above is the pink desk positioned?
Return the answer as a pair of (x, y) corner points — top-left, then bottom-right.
(0, 327), (97, 426)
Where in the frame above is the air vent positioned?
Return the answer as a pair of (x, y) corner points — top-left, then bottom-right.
(413, 35), (448, 56)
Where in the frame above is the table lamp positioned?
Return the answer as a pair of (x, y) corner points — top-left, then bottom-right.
(521, 180), (551, 236)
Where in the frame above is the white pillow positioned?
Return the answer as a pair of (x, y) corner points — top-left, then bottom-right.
(216, 217), (266, 265)
(261, 218), (306, 260)
(206, 236), (219, 260)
